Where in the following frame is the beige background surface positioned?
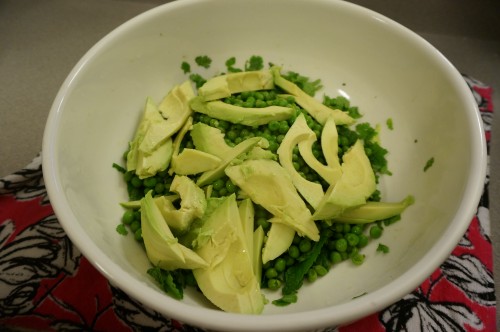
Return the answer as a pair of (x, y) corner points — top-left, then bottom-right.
(1, 0), (499, 328)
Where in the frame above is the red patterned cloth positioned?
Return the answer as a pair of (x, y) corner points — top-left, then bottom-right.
(0, 76), (495, 331)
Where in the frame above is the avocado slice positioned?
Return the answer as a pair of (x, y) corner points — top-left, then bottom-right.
(169, 116), (193, 175)
(155, 175), (207, 233)
(193, 194), (264, 314)
(277, 113), (324, 208)
(126, 97), (162, 172)
(241, 146), (276, 161)
(120, 194), (179, 209)
(190, 96), (294, 126)
(334, 195), (414, 223)
(135, 138), (173, 179)
(271, 66), (354, 126)
(297, 115), (343, 186)
(320, 116), (343, 181)
(261, 218), (295, 264)
(253, 226), (265, 284)
(139, 80), (195, 154)
(225, 159), (320, 241)
(170, 149), (221, 175)
(196, 136), (262, 187)
(140, 191), (207, 270)
(238, 199), (255, 268)
(190, 122), (233, 159)
(312, 140), (376, 220)
(198, 70), (274, 101)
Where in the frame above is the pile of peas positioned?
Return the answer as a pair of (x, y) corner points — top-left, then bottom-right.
(261, 221), (385, 290)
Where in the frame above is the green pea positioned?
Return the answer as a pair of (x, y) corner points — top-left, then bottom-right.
(130, 176), (142, 188)
(314, 265), (328, 277)
(218, 120), (230, 130)
(330, 251), (342, 264)
(268, 121), (280, 132)
(199, 114), (210, 124)
(312, 148), (322, 159)
(254, 92), (264, 100)
(345, 233), (359, 246)
(255, 100), (267, 108)
(358, 234), (369, 247)
(227, 130), (238, 140)
(143, 177), (157, 188)
(351, 253), (365, 265)
(212, 178), (225, 191)
(268, 141), (279, 152)
(241, 128), (250, 137)
(154, 183), (165, 194)
(134, 228), (143, 242)
(133, 210), (141, 221)
(265, 268), (278, 279)
(266, 91), (276, 101)
(299, 238), (312, 253)
(307, 268), (318, 282)
(130, 221), (141, 233)
(278, 121), (289, 134)
(243, 100), (255, 108)
(122, 210), (135, 225)
(209, 118), (219, 128)
(263, 261), (273, 270)
(225, 180), (237, 193)
(348, 246), (358, 256)
(288, 245), (300, 258)
(370, 225), (383, 239)
(276, 98), (288, 107)
(335, 238), (348, 252)
(267, 278), (281, 290)
(351, 225), (363, 235)
(274, 258), (287, 272)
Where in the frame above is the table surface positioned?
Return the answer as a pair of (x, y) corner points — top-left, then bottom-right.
(1, 0), (499, 328)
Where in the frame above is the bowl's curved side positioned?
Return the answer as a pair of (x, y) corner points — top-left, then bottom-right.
(42, 0), (487, 331)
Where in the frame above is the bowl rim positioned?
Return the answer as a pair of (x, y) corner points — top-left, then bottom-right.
(42, 0), (487, 330)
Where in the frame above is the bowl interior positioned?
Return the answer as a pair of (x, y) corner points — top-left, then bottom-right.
(43, 0), (485, 331)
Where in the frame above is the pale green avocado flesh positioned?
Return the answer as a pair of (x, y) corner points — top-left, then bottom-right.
(193, 194), (264, 314)
(271, 66), (354, 126)
(190, 97), (294, 126)
(277, 113), (324, 209)
(313, 140), (377, 220)
(334, 195), (415, 223)
(225, 159), (320, 241)
(140, 191), (207, 271)
(198, 70), (274, 101)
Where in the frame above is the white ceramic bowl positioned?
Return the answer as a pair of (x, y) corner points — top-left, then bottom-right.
(42, 0), (487, 331)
